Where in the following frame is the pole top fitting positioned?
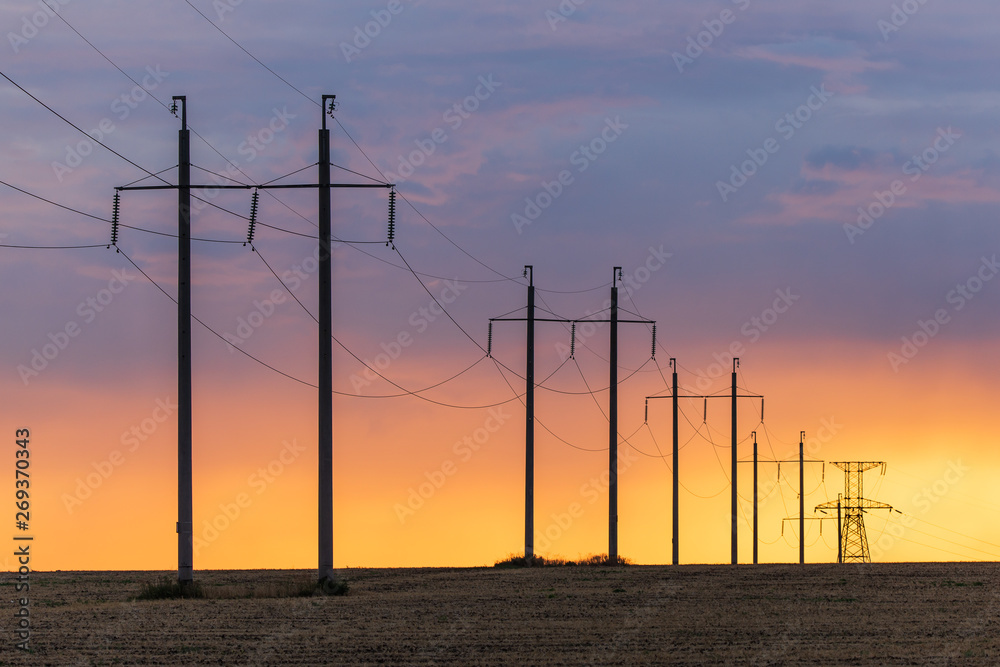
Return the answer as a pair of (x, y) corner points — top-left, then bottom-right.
(669, 357), (676, 370)
(523, 265), (533, 285)
(733, 357), (740, 371)
(171, 96), (187, 128)
(322, 94), (337, 130)
(613, 266), (622, 283)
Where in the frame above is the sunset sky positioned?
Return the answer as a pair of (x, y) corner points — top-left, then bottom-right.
(4, 0), (1000, 572)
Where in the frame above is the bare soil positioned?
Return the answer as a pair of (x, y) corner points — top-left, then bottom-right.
(2, 562), (999, 665)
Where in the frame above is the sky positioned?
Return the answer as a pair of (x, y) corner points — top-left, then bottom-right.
(3, 0), (1000, 571)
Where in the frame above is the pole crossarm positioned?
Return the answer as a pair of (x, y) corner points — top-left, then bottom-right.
(816, 499), (892, 511)
(648, 394), (763, 400)
(830, 461), (885, 471)
(739, 459), (823, 464)
(490, 315), (656, 361)
(118, 183), (393, 191)
(491, 317), (573, 323)
(492, 317), (654, 325)
(645, 394), (763, 425)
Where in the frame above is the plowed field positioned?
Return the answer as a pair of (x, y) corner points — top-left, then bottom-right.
(3, 563), (999, 665)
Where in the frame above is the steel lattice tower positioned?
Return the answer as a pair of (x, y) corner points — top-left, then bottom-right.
(815, 462), (892, 563)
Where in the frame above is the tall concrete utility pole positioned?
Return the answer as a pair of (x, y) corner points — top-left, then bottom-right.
(671, 359), (679, 565)
(731, 359), (738, 564)
(524, 266), (535, 559)
(609, 267), (620, 561)
(176, 96), (193, 586)
(317, 95), (334, 584)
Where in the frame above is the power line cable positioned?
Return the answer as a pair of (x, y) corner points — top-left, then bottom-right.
(118, 244), (520, 408)
(250, 243), (511, 406)
(0, 177), (243, 244)
(0, 243), (107, 250)
(179, 0), (522, 284)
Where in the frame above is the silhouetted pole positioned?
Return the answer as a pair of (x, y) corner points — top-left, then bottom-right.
(671, 358), (679, 565)
(650, 375), (762, 566)
(490, 270), (644, 560)
(731, 358), (739, 564)
(752, 430), (758, 565)
(799, 430), (805, 564)
(318, 95), (334, 584)
(174, 96), (193, 586)
(837, 494), (843, 563)
(609, 267), (620, 562)
(525, 265), (535, 559)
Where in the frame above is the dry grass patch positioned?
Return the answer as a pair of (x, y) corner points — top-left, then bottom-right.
(494, 552), (632, 568)
(134, 573), (348, 600)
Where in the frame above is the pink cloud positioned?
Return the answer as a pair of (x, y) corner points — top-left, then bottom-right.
(740, 160), (1000, 227)
(735, 43), (895, 94)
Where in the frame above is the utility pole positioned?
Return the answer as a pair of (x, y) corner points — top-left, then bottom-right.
(731, 359), (738, 564)
(117, 95), (393, 588)
(647, 367), (762, 565)
(118, 96), (195, 586)
(752, 431), (758, 565)
(490, 266), (559, 561)
(306, 96), (392, 585)
(609, 267), (620, 562)
(671, 358), (678, 565)
(799, 430), (805, 565)
(837, 494), (843, 563)
(777, 433), (823, 564)
(317, 95), (334, 585)
(176, 96), (193, 587)
(525, 266), (535, 559)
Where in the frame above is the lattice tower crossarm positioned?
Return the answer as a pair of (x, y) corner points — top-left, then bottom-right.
(815, 461), (892, 564)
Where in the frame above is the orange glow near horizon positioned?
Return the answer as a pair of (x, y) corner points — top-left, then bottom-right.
(13, 334), (1000, 573)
